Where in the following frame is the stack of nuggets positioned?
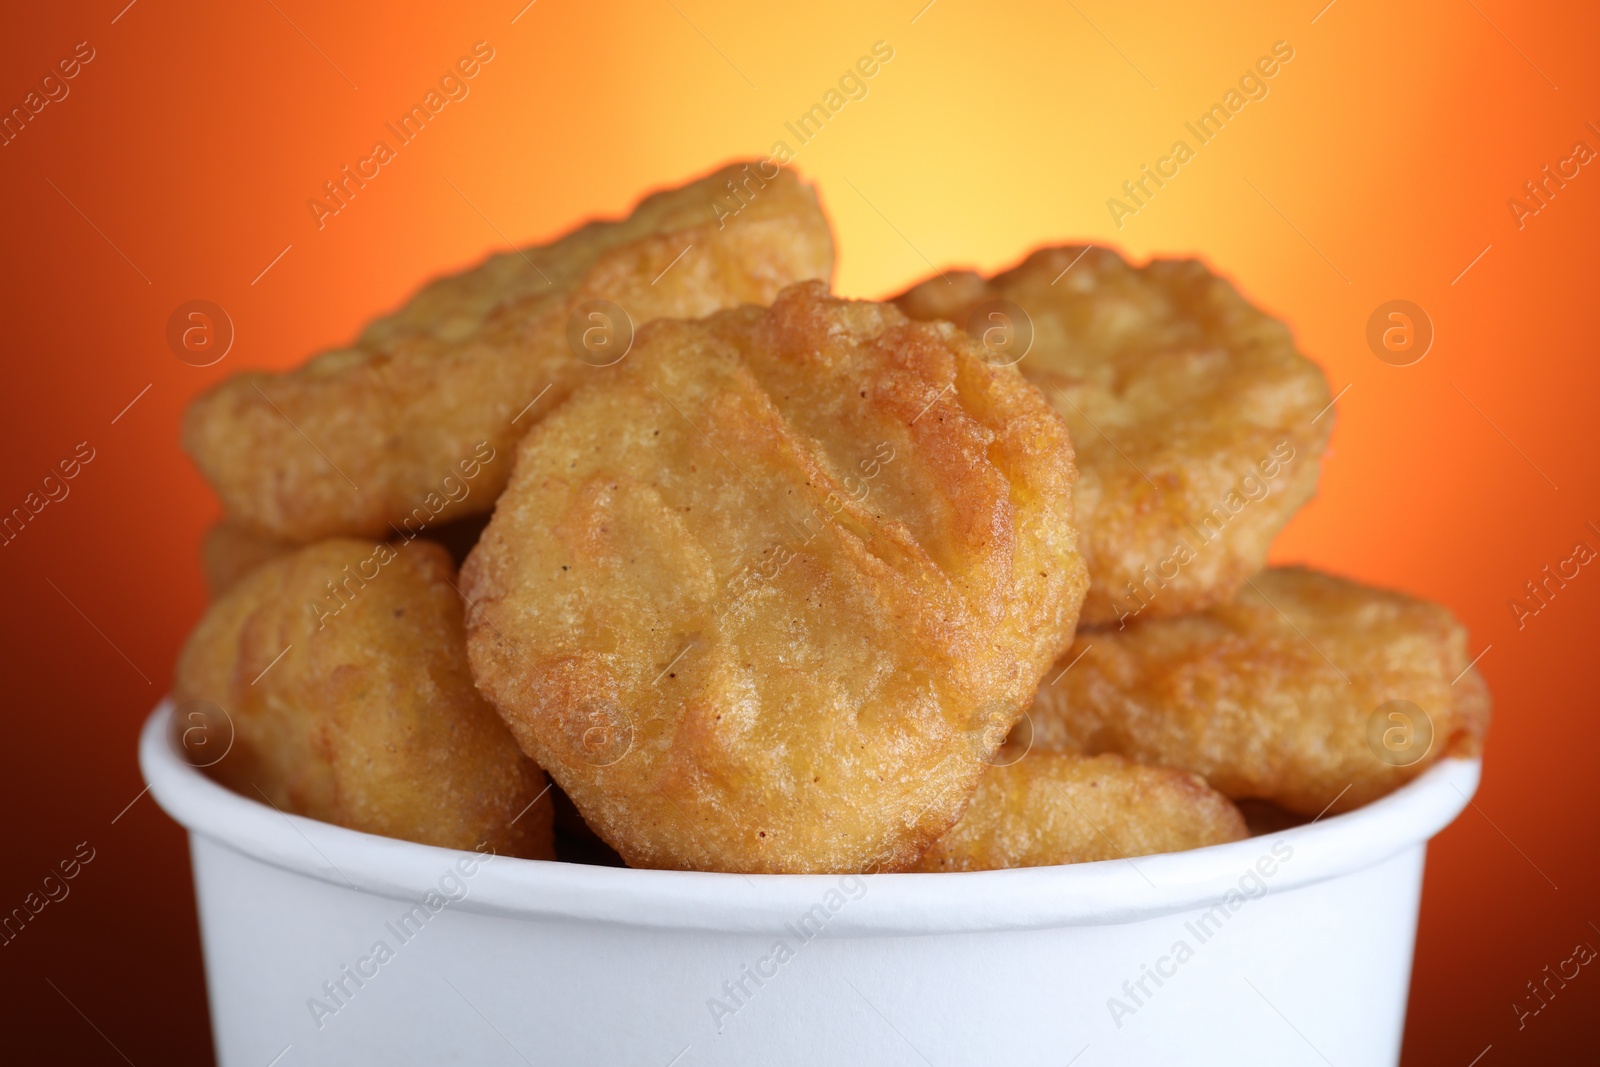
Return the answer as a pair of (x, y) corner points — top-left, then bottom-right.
(173, 163), (1490, 874)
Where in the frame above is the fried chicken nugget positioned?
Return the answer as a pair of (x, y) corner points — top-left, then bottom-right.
(913, 751), (1246, 871)
(1029, 566), (1492, 815)
(184, 162), (834, 543)
(895, 246), (1332, 625)
(175, 538), (554, 857)
(462, 281), (1088, 874)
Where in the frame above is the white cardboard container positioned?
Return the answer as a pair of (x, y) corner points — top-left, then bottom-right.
(142, 699), (1479, 1066)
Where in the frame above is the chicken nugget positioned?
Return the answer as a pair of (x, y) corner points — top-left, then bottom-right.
(913, 751), (1246, 871)
(1029, 566), (1491, 815)
(185, 161), (834, 543)
(895, 246), (1332, 625)
(462, 281), (1088, 874)
(175, 538), (553, 857)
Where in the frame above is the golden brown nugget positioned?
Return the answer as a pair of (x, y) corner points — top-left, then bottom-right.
(175, 538), (554, 858)
(185, 161), (834, 543)
(913, 752), (1246, 871)
(202, 521), (296, 595)
(1030, 566), (1492, 815)
(462, 282), (1088, 874)
(895, 246), (1332, 625)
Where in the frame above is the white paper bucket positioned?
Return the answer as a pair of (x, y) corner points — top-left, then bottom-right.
(141, 699), (1478, 1066)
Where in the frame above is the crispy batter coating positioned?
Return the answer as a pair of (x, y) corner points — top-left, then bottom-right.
(175, 538), (553, 857)
(185, 162), (834, 542)
(895, 246), (1332, 625)
(202, 521), (295, 595)
(462, 282), (1088, 874)
(913, 751), (1246, 871)
(1030, 566), (1491, 815)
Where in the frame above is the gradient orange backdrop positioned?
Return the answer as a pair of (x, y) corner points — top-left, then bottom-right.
(2, 1), (1596, 1062)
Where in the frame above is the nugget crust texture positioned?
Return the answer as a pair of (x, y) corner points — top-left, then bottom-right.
(913, 751), (1246, 871)
(895, 246), (1332, 624)
(462, 282), (1088, 873)
(1030, 566), (1491, 814)
(175, 538), (554, 857)
(185, 162), (834, 542)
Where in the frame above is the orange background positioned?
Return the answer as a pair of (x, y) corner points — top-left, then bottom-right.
(1, 0), (1595, 1062)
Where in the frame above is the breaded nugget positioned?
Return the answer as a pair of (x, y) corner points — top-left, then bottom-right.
(1030, 566), (1491, 815)
(462, 282), (1088, 874)
(913, 751), (1246, 871)
(895, 246), (1332, 625)
(175, 538), (553, 857)
(202, 521), (295, 595)
(185, 162), (834, 542)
